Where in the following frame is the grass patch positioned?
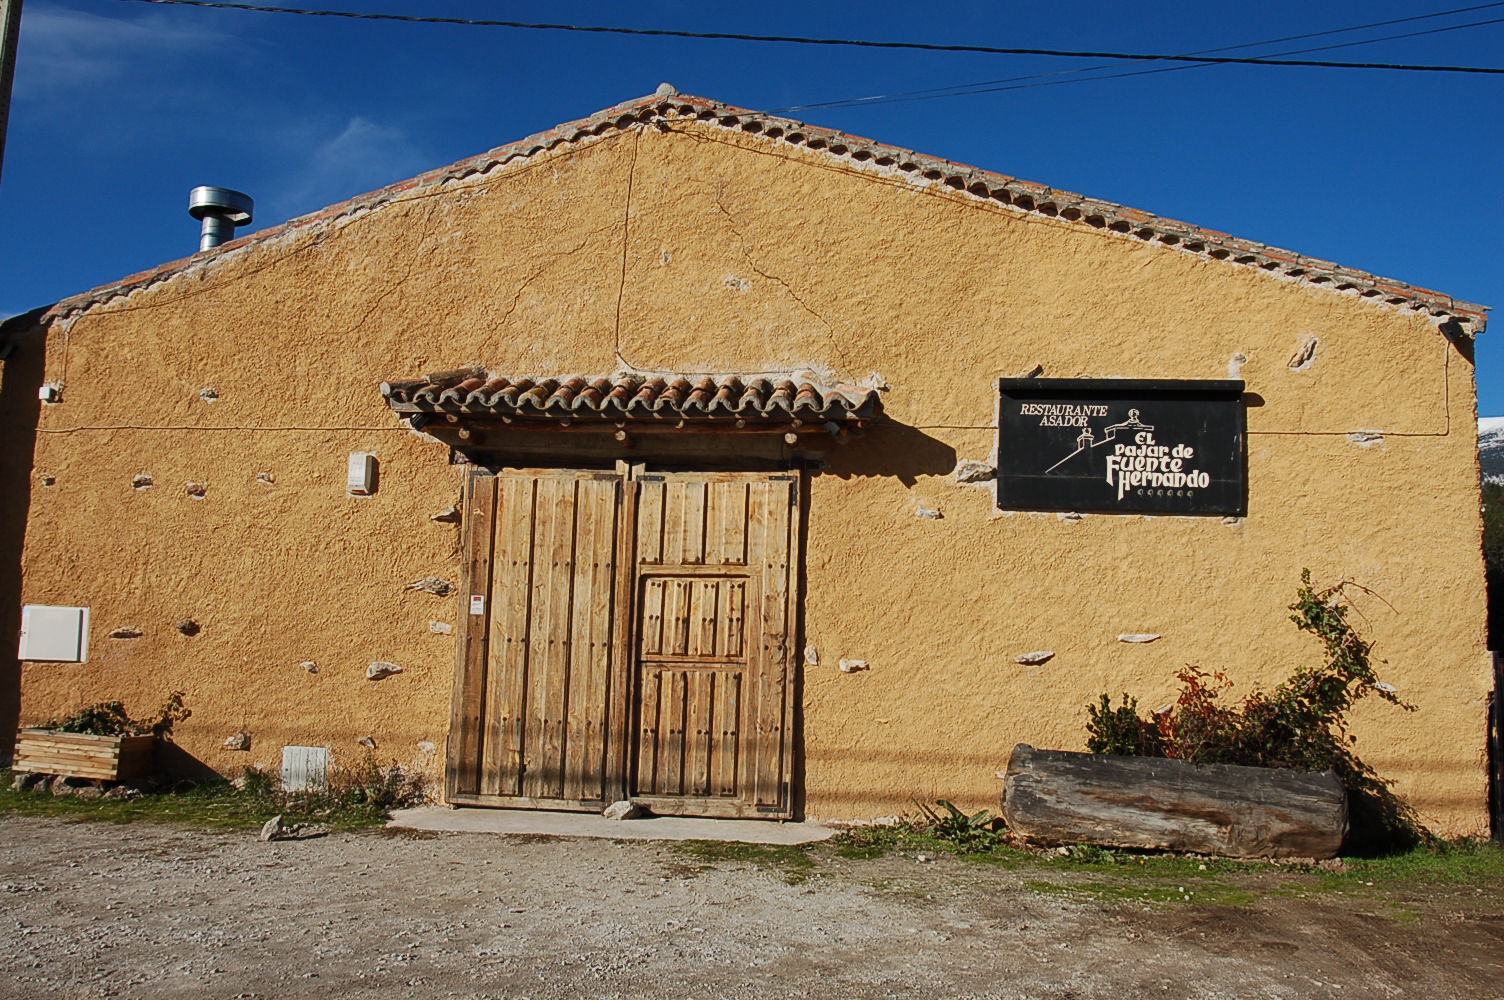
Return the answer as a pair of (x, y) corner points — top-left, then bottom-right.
(1024, 878), (1260, 907)
(1344, 838), (1504, 885)
(670, 840), (819, 883)
(830, 822), (1027, 866)
(0, 768), (395, 833)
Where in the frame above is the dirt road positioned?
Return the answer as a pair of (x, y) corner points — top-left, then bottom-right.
(1, 816), (1500, 999)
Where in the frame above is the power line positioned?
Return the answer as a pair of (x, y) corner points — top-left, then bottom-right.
(118, 0), (1504, 75)
(779, 9), (1504, 112)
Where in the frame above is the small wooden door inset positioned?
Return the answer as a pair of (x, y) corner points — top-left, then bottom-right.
(447, 469), (624, 808)
(631, 473), (797, 816)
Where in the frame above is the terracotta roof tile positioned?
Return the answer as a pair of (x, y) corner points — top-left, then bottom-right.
(381, 368), (881, 424)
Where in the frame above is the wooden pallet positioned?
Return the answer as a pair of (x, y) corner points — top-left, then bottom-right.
(14, 729), (156, 781)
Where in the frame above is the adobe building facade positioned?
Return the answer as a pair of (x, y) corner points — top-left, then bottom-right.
(0, 90), (1492, 834)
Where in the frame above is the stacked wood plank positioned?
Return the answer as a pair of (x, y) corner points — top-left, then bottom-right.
(14, 729), (156, 781)
(1000, 744), (1348, 859)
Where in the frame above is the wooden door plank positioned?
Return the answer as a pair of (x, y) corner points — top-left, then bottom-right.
(690, 579), (719, 659)
(747, 479), (793, 810)
(608, 478), (639, 803)
(716, 670), (742, 797)
(662, 481), (689, 569)
(763, 478), (795, 812)
(562, 478), (596, 802)
(525, 476), (578, 800)
(706, 481), (749, 566)
(565, 478), (618, 802)
(722, 580), (746, 660)
(683, 481), (708, 564)
(636, 479), (664, 565)
(665, 579), (692, 657)
(687, 669), (713, 797)
(446, 471), (498, 799)
(780, 470), (807, 807)
(636, 666), (662, 795)
(486, 475), (537, 797)
(639, 578), (666, 658)
(661, 669), (688, 796)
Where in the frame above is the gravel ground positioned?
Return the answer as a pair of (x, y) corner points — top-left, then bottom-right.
(1, 816), (1501, 1000)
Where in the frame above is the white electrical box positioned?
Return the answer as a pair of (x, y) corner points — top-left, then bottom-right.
(18, 605), (90, 662)
(347, 452), (377, 495)
(281, 745), (330, 792)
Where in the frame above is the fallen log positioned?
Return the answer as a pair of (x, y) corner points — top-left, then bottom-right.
(1000, 744), (1347, 859)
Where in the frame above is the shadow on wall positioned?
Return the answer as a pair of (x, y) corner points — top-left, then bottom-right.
(825, 419), (958, 487)
(155, 740), (227, 784)
(0, 316), (46, 763)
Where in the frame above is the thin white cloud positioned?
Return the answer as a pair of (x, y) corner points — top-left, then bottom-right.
(15, 5), (236, 98)
(267, 116), (434, 220)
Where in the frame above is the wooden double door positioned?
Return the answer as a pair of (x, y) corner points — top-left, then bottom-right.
(446, 467), (799, 818)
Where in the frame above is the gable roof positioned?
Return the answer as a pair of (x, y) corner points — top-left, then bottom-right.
(1, 89), (1487, 339)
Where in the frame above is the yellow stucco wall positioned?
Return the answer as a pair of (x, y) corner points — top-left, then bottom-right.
(1, 115), (1491, 835)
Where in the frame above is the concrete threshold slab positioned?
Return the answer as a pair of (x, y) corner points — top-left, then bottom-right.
(387, 806), (834, 845)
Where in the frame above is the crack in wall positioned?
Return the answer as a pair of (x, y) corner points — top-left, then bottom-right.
(334, 200), (443, 342)
(711, 191), (854, 374)
(496, 226), (617, 329)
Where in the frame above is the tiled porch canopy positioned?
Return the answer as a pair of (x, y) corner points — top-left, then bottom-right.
(381, 368), (883, 427)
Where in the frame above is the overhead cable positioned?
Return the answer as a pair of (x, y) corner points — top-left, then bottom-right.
(117, 0), (1504, 75)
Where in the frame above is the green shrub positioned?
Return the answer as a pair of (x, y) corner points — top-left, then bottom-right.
(1083, 571), (1423, 849)
(41, 691), (191, 738)
(1085, 693), (1152, 755)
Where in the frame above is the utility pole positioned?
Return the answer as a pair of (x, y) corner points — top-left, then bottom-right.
(0, 0), (22, 185)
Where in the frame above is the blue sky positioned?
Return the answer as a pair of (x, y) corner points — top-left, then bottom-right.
(3, 1), (1501, 414)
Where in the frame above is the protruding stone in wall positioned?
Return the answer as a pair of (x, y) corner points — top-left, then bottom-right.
(298, 660), (319, 673)
(185, 482), (207, 499)
(131, 474), (153, 490)
(1288, 335), (1318, 371)
(1228, 352), (1248, 377)
(406, 577), (454, 596)
(256, 472), (275, 485)
(1057, 512), (1084, 522)
(915, 506), (943, 519)
(428, 621), (453, 635)
(176, 619), (201, 636)
(1117, 634), (1161, 643)
(430, 506), (462, 523)
(803, 644), (819, 666)
(108, 627), (144, 639)
(198, 387), (219, 403)
(367, 661), (403, 680)
(953, 460), (996, 484)
(838, 659), (869, 673)
(1015, 651), (1055, 666)
(1348, 430), (1383, 447)
(38, 472), (56, 487)
(1222, 516), (1244, 526)
(224, 732), (251, 751)
(358, 736), (377, 750)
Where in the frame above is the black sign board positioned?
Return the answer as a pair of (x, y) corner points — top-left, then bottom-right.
(997, 378), (1246, 516)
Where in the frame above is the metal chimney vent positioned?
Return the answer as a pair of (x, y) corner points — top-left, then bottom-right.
(188, 186), (254, 251)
